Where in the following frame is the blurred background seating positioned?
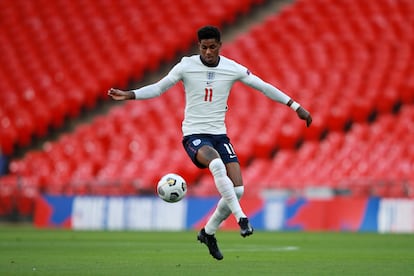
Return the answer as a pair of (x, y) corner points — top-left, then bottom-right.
(0, 0), (413, 219)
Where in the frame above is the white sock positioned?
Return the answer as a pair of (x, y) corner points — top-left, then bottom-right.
(209, 158), (246, 222)
(205, 186), (244, 235)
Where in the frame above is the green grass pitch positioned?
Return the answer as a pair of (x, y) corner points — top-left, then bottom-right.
(1, 227), (413, 275)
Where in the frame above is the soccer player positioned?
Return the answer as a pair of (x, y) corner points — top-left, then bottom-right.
(108, 26), (312, 260)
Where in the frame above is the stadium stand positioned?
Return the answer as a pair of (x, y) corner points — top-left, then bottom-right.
(241, 105), (414, 198)
(200, 117), (414, 198)
(0, 0), (266, 217)
(0, 0), (264, 156)
(0, 0), (413, 218)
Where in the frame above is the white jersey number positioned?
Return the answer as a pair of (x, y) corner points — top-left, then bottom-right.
(223, 143), (236, 158)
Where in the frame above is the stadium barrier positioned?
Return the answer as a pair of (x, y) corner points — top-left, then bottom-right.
(34, 195), (414, 233)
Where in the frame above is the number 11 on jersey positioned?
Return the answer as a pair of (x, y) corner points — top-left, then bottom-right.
(204, 88), (213, 102)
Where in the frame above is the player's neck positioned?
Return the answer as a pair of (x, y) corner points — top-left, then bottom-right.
(200, 56), (220, 67)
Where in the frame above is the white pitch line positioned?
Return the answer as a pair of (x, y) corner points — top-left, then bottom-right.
(225, 246), (299, 252)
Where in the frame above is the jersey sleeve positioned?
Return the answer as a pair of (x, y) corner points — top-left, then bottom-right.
(133, 59), (184, 99)
(238, 66), (291, 104)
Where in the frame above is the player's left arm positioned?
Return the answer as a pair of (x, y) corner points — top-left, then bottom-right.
(241, 73), (312, 127)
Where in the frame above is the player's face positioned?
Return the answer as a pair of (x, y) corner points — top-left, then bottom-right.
(199, 39), (221, 66)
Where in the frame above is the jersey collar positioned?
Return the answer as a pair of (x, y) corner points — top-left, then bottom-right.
(200, 55), (220, 67)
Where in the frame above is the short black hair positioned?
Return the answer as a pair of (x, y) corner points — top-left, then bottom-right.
(197, 26), (221, 42)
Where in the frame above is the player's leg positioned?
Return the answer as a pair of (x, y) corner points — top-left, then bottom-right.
(204, 186), (244, 234)
(196, 145), (247, 221)
(203, 135), (253, 236)
(181, 136), (227, 259)
(204, 162), (253, 237)
(182, 135), (251, 260)
(195, 147), (248, 260)
(226, 162), (253, 237)
(205, 162), (243, 235)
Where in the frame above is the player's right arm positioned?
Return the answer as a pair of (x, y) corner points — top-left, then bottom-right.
(108, 76), (177, 101)
(108, 60), (183, 101)
(108, 88), (135, 100)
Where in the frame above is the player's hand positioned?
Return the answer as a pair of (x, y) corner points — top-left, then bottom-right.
(296, 106), (312, 127)
(108, 88), (134, 100)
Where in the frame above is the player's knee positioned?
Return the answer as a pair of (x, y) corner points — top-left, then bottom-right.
(234, 186), (244, 200)
(197, 145), (220, 167)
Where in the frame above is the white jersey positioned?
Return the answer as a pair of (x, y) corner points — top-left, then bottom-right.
(133, 55), (291, 136)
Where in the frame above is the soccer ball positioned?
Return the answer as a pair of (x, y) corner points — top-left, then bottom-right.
(157, 173), (187, 203)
